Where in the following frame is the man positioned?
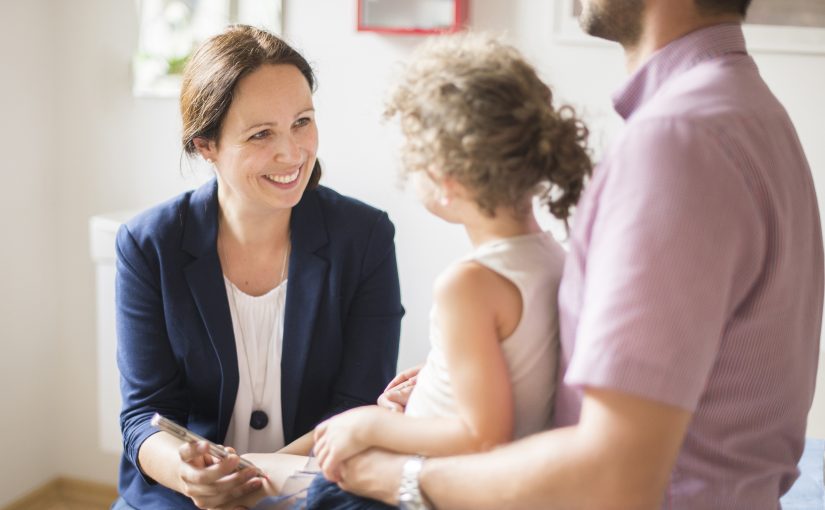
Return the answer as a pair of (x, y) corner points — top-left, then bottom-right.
(337, 0), (824, 508)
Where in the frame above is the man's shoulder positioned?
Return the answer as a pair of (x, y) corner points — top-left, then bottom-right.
(634, 55), (781, 130)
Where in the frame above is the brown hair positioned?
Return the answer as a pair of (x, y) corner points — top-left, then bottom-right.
(180, 25), (322, 188)
(695, 0), (752, 16)
(385, 33), (591, 223)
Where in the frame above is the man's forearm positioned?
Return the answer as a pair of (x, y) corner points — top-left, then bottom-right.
(342, 389), (686, 510)
(418, 427), (586, 510)
(419, 389), (687, 510)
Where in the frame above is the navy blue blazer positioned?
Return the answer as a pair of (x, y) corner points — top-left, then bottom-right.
(115, 179), (403, 509)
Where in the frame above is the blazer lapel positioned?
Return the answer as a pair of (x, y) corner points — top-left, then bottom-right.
(182, 179), (239, 441)
(282, 189), (328, 442)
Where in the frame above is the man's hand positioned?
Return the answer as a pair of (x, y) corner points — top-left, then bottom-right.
(338, 448), (407, 506)
(377, 364), (422, 412)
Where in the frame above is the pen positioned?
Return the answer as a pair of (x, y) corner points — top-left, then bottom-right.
(151, 413), (268, 478)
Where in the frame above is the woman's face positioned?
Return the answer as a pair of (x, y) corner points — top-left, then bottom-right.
(202, 64), (318, 215)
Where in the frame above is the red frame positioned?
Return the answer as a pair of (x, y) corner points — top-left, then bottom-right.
(357, 0), (468, 35)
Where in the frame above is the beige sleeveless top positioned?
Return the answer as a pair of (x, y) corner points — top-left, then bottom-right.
(405, 232), (565, 439)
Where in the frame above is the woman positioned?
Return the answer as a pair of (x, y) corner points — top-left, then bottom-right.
(113, 25), (403, 509)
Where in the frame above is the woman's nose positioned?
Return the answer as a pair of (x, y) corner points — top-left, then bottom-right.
(273, 133), (301, 163)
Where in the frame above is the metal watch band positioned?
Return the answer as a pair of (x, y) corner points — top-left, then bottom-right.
(398, 455), (430, 510)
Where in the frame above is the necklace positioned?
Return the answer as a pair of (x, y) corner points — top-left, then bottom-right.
(226, 240), (290, 431)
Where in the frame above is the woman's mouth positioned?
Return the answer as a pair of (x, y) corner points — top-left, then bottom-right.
(263, 166), (301, 185)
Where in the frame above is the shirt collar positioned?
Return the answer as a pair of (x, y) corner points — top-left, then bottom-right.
(612, 22), (748, 120)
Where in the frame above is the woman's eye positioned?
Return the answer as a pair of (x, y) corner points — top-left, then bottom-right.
(250, 130), (271, 140)
(294, 117), (311, 128)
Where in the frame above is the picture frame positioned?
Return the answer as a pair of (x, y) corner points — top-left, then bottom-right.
(356, 0), (467, 35)
(553, 0), (825, 55)
(133, 0), (283, 98)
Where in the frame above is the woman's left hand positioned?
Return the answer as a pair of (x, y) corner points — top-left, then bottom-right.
(314, 406), (381, 482)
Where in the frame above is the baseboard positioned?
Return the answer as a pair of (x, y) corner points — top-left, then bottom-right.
(2, 477), (118, 510)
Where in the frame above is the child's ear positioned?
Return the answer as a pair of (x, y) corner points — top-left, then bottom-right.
(193, 137), (217, 163)
(441, 176), (468, 202)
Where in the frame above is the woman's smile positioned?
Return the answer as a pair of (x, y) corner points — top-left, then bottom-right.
(262, 165), (302, 188)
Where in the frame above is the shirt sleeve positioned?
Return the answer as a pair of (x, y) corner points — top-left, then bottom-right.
(116, 224), (188, 483)
(565, 118), (765, 411)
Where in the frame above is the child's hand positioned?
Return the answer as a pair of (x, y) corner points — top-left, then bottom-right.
(377, 364), (422, 412)
(314, 406), (381, 482)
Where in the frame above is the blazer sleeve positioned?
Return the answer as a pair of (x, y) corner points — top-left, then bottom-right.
(115, 224), (188, 482)
(323, 212), (404, 419)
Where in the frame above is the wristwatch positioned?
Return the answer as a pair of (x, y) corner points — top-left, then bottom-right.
(398, 455), (430, 510)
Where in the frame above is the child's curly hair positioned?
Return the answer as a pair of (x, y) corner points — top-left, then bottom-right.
(385, 33), (592, 222)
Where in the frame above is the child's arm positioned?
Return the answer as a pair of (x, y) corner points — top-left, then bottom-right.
(315, 261), (518, 481)
(277, 430), (314, 455)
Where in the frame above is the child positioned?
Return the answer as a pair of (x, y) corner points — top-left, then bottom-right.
(244, 32), (591, 509)
(308, 31), (591, 506)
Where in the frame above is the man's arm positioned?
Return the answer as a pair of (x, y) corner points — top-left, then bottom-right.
(340, 387), (690, 510)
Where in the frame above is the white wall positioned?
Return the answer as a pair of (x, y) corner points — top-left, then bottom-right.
(0, 1), (60, 505)
(48, 0), (200, 487)
(756, 49), (825, 436)
(2, 0), (824, 504)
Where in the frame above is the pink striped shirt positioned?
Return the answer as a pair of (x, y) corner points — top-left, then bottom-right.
(554, 23), (823, 509)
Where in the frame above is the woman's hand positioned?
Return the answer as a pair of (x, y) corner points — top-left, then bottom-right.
(377, 364), (423, 412)
(208, 453), (312, 510)
(314, 406), (382, 482)
(177, 441), (263, 509)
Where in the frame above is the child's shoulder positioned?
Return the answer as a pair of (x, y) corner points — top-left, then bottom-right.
(434, 260), (498, 299)
(433, 259), (520, 318)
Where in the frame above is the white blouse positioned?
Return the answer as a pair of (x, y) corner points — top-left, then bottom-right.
(222, 277), (287, 454)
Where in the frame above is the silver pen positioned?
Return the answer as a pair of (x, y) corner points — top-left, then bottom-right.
(151, 413), (267, 478)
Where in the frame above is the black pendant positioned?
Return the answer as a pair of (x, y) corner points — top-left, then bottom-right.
(250, 410), (269, 430)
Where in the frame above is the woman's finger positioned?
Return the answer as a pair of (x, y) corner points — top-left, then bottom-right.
(192, 474), (260, 510)
(182, 453), (242, 486)
(184, 464), (260, 506)
(179, 441), (210, 464)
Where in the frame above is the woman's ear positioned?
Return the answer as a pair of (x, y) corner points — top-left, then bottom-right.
(192, 137), (217, 163)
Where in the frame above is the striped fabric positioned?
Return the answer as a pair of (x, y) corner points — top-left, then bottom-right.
(554, 23), (824, 509)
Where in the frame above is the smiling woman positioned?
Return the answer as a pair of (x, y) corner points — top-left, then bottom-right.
(191, 64), (320, 262)
(112, 25), (404, 510)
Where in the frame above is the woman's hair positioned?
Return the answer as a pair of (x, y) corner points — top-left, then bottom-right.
(385, 32), (591, 222)
(180, 25), (322, 188)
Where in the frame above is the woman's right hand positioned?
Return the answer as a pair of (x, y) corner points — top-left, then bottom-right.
(177, 441), (263, 509)
(377, 364), (423, 412)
